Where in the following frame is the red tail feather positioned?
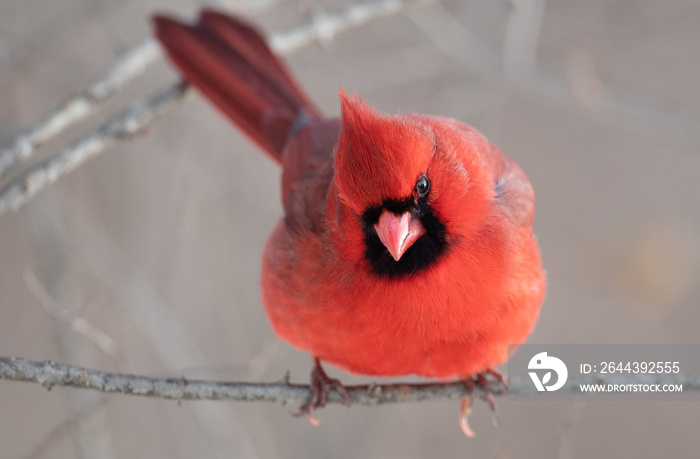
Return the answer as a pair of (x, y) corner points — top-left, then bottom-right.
(153, 10), (322, 163)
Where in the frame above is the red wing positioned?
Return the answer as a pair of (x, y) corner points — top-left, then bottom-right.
(280, 119), (341, 234)
(492, 150), (535, 228)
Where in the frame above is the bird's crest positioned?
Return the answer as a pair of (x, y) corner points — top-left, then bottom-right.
(335, 90), (433, 211)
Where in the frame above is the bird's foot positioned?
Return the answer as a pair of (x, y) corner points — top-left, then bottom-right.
(458, 369), (508, 437)
(482, 368), (508, 394)
(294, 357), (351, 426)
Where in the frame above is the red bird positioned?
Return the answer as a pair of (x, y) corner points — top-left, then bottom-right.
(154, 10), (545, 430)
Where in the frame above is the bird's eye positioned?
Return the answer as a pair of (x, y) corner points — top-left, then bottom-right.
(415, 175), (430, 196)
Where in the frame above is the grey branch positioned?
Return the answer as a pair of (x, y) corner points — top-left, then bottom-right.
(0, 81), (190, 215)
(269, 0), (431, 53)
(0, 356), (488, 405)
(0, 38), (161, 180)
(3, 356), (700, 405)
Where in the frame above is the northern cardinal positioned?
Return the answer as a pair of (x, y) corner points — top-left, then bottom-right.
(154, 10), (545, 430)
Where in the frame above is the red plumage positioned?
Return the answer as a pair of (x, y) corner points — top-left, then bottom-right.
(154, 10), (545, 381)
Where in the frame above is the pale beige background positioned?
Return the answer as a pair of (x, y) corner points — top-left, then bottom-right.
(1, 0), (699, 458)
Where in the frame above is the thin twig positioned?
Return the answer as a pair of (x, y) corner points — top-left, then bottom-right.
(23, 269), (126, 370)
(0, 38), (160, 180)
(0, 81), (189, 215)
(0, 0), (295, 180)
(20, 396), (111, 459)
(0, 0), (433, 217)
(269, 0), (432, 53)
(3, 356), (700, 405)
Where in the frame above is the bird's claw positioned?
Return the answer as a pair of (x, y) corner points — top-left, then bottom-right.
(459, 391), (475, 438)
(294, 358), (351, 425)
(483, 368), (508, 393)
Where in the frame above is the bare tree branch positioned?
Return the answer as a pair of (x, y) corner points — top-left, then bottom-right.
(0, 0), (292, 180)
(2, 356), (699, 406)
(268, 0), (432, 53)
(23, 269), (127, 371)
(0, 81), (190, 216)
(0, 356), (483, 405)
(0, 38), (160, 180)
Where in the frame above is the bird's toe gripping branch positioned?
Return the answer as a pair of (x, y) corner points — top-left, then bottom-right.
(294, 357), (351, 426)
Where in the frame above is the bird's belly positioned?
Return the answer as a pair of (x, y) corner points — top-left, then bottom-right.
(260, 220), (543, 379)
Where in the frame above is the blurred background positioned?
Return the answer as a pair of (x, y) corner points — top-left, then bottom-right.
(1, 0), (699, 457)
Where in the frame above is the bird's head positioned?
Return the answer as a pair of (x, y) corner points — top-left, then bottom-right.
(334, 91), (495, 278)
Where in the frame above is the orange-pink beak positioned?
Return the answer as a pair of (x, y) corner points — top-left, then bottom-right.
(373, 210), (426, 262)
